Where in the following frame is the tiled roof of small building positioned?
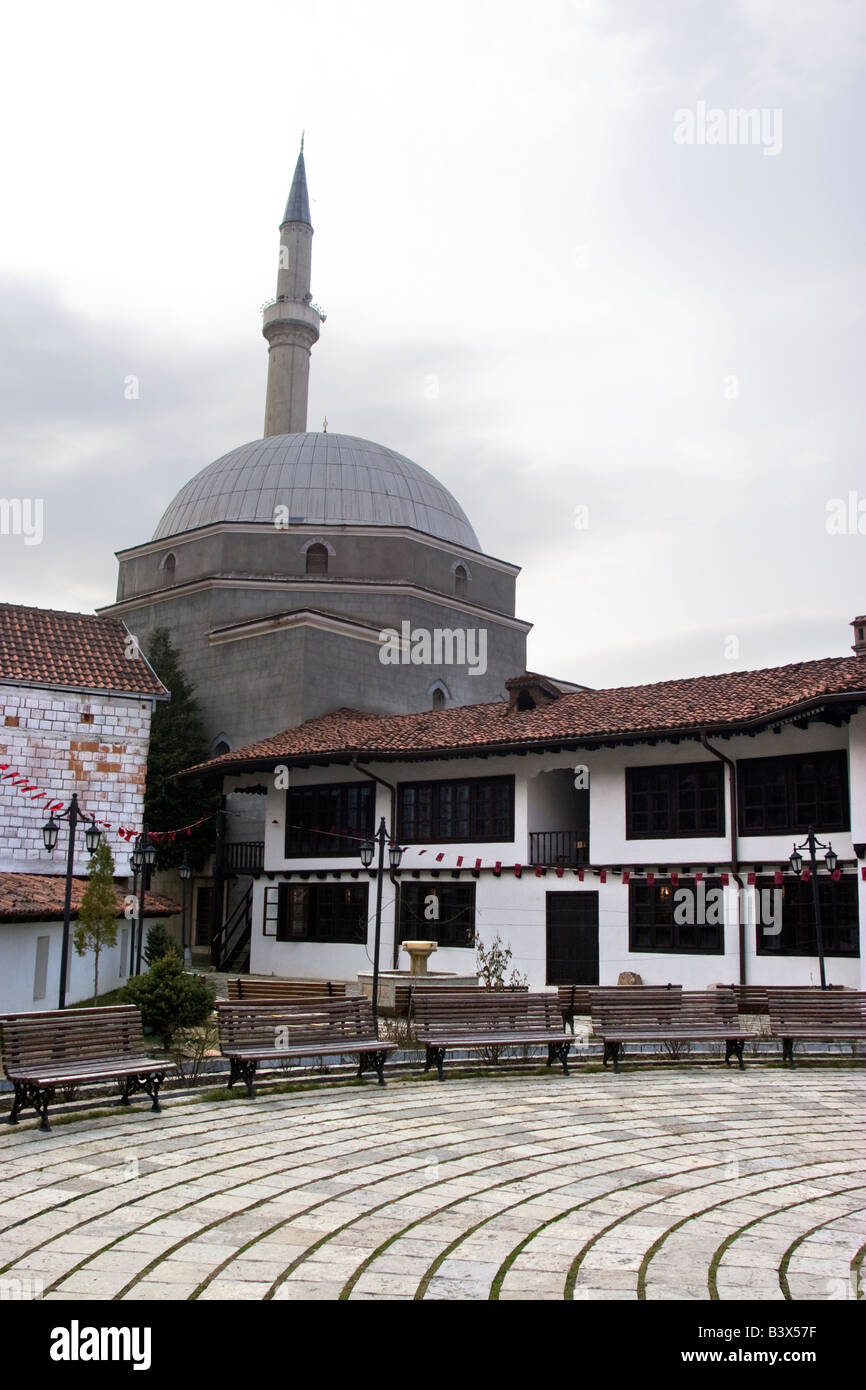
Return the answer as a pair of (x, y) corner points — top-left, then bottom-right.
(183, 655), (866, 773)
(0, 873), (180, 922)
(0, 604), (168, 698)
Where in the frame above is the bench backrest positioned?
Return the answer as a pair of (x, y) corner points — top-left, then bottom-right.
(722, 984), (849, 1016)
(557, 983), (681, 1016)
(589, 989), (722, 1034)
(767, 989), (866, 1029)
(0, 1006), (148, 1073)
(413, 990), (561, 1036)
(217, 996), (376, 1051)
(226, 978), (347, 1001)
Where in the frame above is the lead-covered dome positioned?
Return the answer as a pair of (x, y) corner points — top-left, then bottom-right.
(153, 432), (481, 551)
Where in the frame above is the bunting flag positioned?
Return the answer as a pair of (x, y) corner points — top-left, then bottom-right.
(801, 868), (811, 882)
(720, 873), (730, 886)
(670, 872), (679, 887)
(513, 864), (522, 878)
(774, 870), (784, 885)
(599, 869), (607, 883)
(645, 872), (655, 886)
(622, 871), (630, 885)
(554, 867), (564, 878)
(747, 872), (756, 885)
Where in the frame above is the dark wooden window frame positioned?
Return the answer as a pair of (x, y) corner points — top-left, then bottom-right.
(276, 882), (369, 945)
(285, 780), (375, 859)
(754, 874), (860, 958)
(397, 774), (515, 844)
(628, 878), (725, 955)
(398, 881), (476, 949)
(737, 750), (850, 837)
(625, 762), (725, 840)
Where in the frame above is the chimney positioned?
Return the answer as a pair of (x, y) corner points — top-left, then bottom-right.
(852, 616), (866, 657)
(505, 672), (564, 714)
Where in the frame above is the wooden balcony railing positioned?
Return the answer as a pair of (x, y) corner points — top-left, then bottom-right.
(529, 831), (588, 868)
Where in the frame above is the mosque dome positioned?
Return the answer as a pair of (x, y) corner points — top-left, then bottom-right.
(152, 432), (481, 551)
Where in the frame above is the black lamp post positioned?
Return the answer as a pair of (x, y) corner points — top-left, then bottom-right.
(179, 855), (192, 965)
(360, 817), (403, 1025)
(789, 826), (838, 989)
(131, 827), (156, 976)
(42, 794), (102, 1008)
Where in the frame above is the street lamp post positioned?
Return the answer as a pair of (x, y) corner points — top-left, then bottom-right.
(131, 827), (156, 976)
(360, 817), (403, 1025)
(179, 855), (192, 966)
(42, 794), (102, 1009)
(789, 825), (838, 989)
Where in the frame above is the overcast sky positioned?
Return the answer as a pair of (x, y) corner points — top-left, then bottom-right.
(0, 0), (863, 691)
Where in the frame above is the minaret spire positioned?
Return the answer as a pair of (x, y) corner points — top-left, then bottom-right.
(262, 137), (322, 436)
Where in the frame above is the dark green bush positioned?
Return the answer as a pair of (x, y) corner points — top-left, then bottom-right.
(123, 950), (215, 1047)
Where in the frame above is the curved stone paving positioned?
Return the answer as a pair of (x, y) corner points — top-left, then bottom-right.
(0, 1069), (863, 1301)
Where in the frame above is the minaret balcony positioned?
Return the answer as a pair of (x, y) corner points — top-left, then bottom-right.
(262, 298), (322, 335)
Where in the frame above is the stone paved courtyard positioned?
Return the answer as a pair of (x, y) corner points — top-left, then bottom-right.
(1, 1068), (864, 1301)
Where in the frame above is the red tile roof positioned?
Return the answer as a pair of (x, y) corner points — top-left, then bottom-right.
(0, 873), (181, 922)
(0, 604), (168, 699)
(183, 655), (866, 774)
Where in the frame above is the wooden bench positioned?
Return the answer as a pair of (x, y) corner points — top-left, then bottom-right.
(557, 983), (682, 1032)
(226, 977), (347, 1001)
(725, 983), (848, 1017)
(0, 1006), (174, 1132)
(216, 997), (396, 1094)
(394, 982), (527, 1018)
(589, 987), (748, 1073)
(766, 989), (866, 1067)
(413, 991), (573, 1081)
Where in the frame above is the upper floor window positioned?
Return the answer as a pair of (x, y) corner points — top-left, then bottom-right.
(305, 543), (329, 576)
(159, 552), (176, 582)
(398, 775), (514, 843)
(454, 564), (468, 597)
(737, 750), (849, 836)
(399, 881), (476, 948)
(755, 874), (859, 957)
(625, 762), (725, 839)
(285, 781), (374, 858)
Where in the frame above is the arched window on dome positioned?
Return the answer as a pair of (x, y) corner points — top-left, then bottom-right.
(159, 552), (176, 583)
(429, 681), (450, 711)
(432, 688), (446, 711)
(305, 543), (329, 577)
(454, 564), (468, 597)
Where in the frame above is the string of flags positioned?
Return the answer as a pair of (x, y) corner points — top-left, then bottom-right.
(0, 757), (214, 845)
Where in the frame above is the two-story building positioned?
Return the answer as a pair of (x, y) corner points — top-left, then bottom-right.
(185, 630), (866, 992)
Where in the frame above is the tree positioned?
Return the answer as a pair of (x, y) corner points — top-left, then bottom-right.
(144, 627), (220, 869)
(144, 922), (172, 966)
(74, 840), (119, 1003)
(122, 951), (216, 1048)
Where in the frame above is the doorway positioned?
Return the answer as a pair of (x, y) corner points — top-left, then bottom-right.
(546, 892), (599, 985)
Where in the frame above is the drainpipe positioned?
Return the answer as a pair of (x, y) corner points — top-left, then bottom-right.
(352, 763), (401, 968)
(701, 732), (745, 985)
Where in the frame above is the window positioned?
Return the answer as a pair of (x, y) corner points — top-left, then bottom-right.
(431, 688), (445, 711)
(276, 882), (368, 944)
(399, 881), (476, 948)
(629, 878), (725, 954)
(305, 543), (329, 576)
(285, 781), (374, 857)
(397, 775), (514, 843)
(626, 763), (725, 839)
(755, 875), (859, 957)
(738, 751), (849, 835)
(159, 552), (176, 582)
(454, 564), (467, 597)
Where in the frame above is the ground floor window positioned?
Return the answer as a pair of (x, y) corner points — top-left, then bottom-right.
(629, 878), (725, 954)
(276, 883), (369, 944)
(755, 874), (860, 957)
(398, 881), (476, 948)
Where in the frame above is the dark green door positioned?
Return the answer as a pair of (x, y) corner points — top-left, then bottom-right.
(546, 892), (599, 985)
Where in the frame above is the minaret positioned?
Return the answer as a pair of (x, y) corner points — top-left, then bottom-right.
(262, 138), (323, 436)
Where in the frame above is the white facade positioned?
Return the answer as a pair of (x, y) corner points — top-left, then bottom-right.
(229, 706), (865, 992)
(0, 917), (138, 1013)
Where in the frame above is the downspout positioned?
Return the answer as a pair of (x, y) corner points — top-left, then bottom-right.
(352, 763), (401, 968)
(701, 732), (745, 985)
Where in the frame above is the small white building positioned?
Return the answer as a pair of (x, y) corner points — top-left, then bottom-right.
(0, 603), (172, 1010)
(186, 636), (866, 994)
(0, 873), (181, 1012)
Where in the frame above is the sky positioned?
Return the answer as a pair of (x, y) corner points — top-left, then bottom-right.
(0, 0), (863, 690)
